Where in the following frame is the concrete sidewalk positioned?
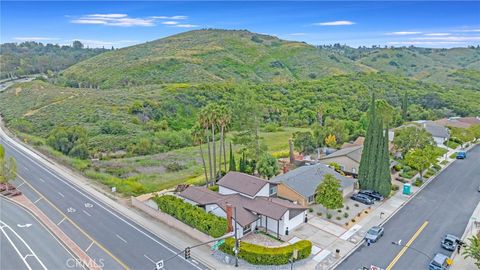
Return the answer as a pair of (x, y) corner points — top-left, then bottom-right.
(451, 202), (480, 270)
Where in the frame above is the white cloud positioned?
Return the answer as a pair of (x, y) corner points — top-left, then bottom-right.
(71, 39), (139, 48)
(387, 41), (463, 45)
(424, 33), (451, 36)
(386, 31), (422, 35)
(175, 24), (199, 28)
(456, 29), (480, 32)
(412, 36), (480, 41)
(313, 20), (355, 26)
(14, 37), (59, 41)
(286, 33), (308, 36)
(71, 14), (155, 27)
(161, 21), (178, 25)
(151, 15), (188, 20)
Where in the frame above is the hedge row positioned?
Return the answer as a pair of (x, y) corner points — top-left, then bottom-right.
(219, 237), (312, 265)
(153, 195), (227, 238)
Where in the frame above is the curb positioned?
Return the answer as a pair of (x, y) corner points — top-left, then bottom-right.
(328, 144), (478, 269)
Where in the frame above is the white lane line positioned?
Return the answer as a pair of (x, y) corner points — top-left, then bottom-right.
(192, 259), (199, 265)
(82, 210), (92, 217)
(0, 220), (47, 270)
(144, 254), (155, 263)
(57, 192), (65, 198)
(57, 217), (66, 226)
(38, 178), (45, 183)
(85, 242), (94, 252)
(17, 182), (25, 188)
(115, 234), (127, 243)
(23, 166), (29, 171)
(33, 197), (42, 204)
(0, 136), (204, 270)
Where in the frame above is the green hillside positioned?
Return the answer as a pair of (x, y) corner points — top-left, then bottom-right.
(59, 29), (480, 89)
(59, 29), (369, 88)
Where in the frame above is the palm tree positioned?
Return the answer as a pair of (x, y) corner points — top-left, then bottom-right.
(0, 144), (17, 191)
(217, 105), (232, 175)
(463, 235), (480, 268)
(191, 124), (208, 185)
(199, 107), (213, 184)
(209, 106), (218, 184)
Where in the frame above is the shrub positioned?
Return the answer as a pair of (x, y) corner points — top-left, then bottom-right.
(391, 184), (400, 191)
(343, 212), (349, 218)
(317, 212), (322, 216)
(351, 218), (356, 223)
(354, 203), (359, 207)
(346, 206), (350, 210)
(432, 164), (441, 171)
(308, 208), (313, 213)
(414, 179), (423, 187)
(327, 213), (332, 219)
(393, 164), (402, 172)
(271, 150), (290, 159)
(441, 160), (449, 165)
(219, 238), (312, 265)
(336, 216), (341, 220)
(449, 152), (458, 159)
(208, 185), (219, 192)
(165, 161), (186, 172)
(337, 209), (342, 213)
(153, 195), (227, 238)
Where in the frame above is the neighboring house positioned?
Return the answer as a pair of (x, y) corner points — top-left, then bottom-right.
(271, 163), (356, 207)
(341, 136), (364, 149)
(177, 172), (307, 238)
(217, 171), (277, 198)
(434, 116), (480, 129)
(390, 121), (450, 146)
(318, 145), (363, 177)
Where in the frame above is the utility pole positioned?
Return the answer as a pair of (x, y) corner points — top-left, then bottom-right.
(234, 206), (239, 267)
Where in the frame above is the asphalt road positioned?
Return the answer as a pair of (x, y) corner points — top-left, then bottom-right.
(0, 197), (81, 270)
(0, 132), (208, 270)
(338, 145), (480, 270)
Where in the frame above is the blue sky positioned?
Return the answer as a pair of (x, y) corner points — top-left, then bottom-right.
(1, 1), (479, 48)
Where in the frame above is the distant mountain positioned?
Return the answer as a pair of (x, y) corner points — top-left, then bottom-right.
(0, 41), (109, 80)
(58, 29), (480, 89)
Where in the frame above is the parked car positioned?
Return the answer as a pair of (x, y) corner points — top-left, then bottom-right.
(359, 190), (384, 201)
(351, 193), (374, 205)
(456, 151), (466, 159)
(441, 234), (461, 251)
(428, 253), (451, 270)
(365, 226), (384, 243)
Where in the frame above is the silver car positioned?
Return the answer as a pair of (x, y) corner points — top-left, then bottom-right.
(365, 226), (384, 243)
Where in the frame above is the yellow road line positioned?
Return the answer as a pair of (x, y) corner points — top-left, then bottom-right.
(16, 173), (129, 270)
(386, 221), (429, 270)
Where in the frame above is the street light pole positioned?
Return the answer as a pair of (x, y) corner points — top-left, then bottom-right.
(234, 206), (239, 267)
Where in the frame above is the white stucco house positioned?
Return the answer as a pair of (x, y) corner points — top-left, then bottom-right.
(177, 172), (307, 238)
(390, 121), (450, 147)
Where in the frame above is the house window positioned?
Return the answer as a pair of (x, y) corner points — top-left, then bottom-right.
(269, 185), (277, 196)
(308, 195), (315, 203)
(243, 224), (252, 234)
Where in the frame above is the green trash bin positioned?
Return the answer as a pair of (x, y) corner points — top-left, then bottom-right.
(403, 183), (411, 195)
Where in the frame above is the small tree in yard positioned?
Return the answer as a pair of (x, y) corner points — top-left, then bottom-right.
(257, 153), (279, 179)
(404, 146), (437, 180)
(462, 235), (480, 269)
(0, 144), (17, 190)
(315, 174), (344, 214)
(324, 134), (337, 148)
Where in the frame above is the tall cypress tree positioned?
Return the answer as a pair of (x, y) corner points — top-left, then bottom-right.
(358, 94), (378, 190)
(229, 142), (236, 171)
(377, 126), (392, 196)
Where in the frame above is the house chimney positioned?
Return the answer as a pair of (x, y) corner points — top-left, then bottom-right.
(226, 203), (233, 233)
(289, 139), (295, 164)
